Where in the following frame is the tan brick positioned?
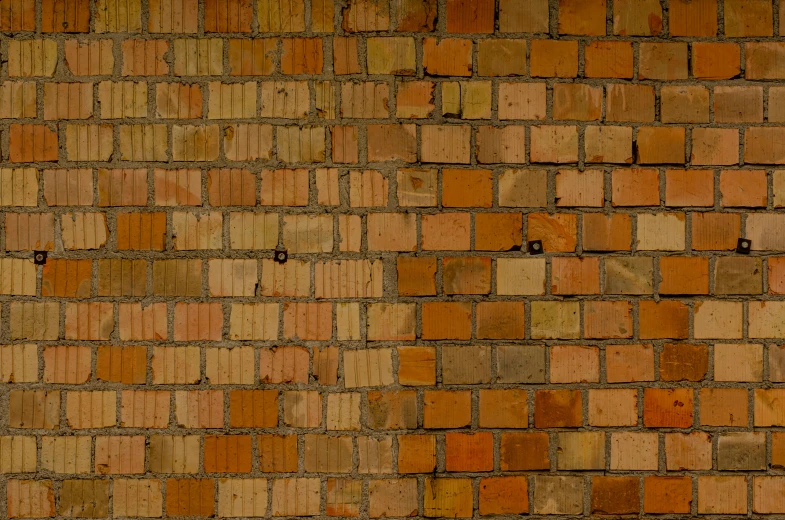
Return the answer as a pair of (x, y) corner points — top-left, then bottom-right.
(120, 390), (170, 428)
(172, 124), (220, 161)
(113, 480), (163, 518)
(43, 346), (90, 384)
(64, 39), (114, 75)
(41, 436), (91, 474)
(152, 346), (200, 384)
(66, 391), (115, 429)
(94, 436), (145, 474)
(148, 0), (198, 32)
(175, 390), (224, 428)
(119, 303), (167, 341)
(205, 346), (255, 385)
(149, 435), (200, 473)
(272, 478), (320, 516)
(98, 81), (147, 118)
(7, 480), (54, 518)
(10, 302), (59, 340)
(8, 40), (57, 77)
(64, 302), (113, 340)
(0, 344), (38, 383)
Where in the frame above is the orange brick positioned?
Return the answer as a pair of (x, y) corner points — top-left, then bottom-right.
(530, 40), (578, 77)
(644, 388), (694, 428)
(446, 0), (493, 33)
(445, 432), (493, 472)
(534, 389), (582, 428)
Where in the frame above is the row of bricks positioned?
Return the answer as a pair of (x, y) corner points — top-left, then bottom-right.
(17, 299), (785, 340)
(6, 168), (785, 211)
(9, 122), (785, 166)
(10, 210), (785, 253)
(7, 385), (785, 429)
(6, 342), (785, 387)
(9, 254), (785, 299)
(4, 0), (785, 38)
(0, 429), (783, 474)
(13, 36), (785, 81)
(18, 80), (785, 124)
(14, 474), (785, 518)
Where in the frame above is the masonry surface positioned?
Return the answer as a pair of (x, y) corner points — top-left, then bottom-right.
(6, 0), (785, 517)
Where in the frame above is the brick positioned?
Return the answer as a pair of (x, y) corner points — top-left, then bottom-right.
(670, 0), (717, 36)
(424, 390), (471, 428)
(589, 388), (637, 426)
(550, 345), (600, 383)
(97, 346), (147, 384)
(692, 42), (741, 79)
(692, 128), (739, 165)
(166, 479), (214, 517)
(555, 169), (603, 207)
(395, 0), (437, 31)
(716, 256), (762, 294)
(0, 345), (38, 383)
(173, 302), (223, 341)
(606, 83), (655, 122)
(585, 126), (633, 164)
(532, 476), (583, 515)
(8, 40), (57, 77)
(530, 40), (578, 77)
(326, 392), (360, 430)
(637, 126), (685, 164)
(746, 127), (785, 164)
(661, 85), (709, 123)
(640, 300), (689, 339)
(149, 435), (200, 473)
(660, 343), (708, 381)
(534, 389), (582, 427)
(530, 125), (578, 163)
(478, 39), (527, 76)
(694, 301), (743, 339)
(148, 0), (198, 32)
(217, 478), (267, 517)
(41, 0), (89, 31)
(367, 37), (415, 75)
(498, 82), (546, 120)
(665, 432), (712, 471)
(644, 477), (692, 514)
(718, 431), (765, 470)
(423, 38), (471, 76)
(258, 435), (298, 472)
(9, 390), (59, 428)
(398, 434), (436, 473)
(10, 302), (59, 340)
(369, 479), (418, 518)
(206, 346), (255, 385)
(749, 301), (785, 338)
(153, 258), (202, 296)
(113, 479), (163, 515)
(423, 478), (473, 518)
(66, 391), (116, 429)
(725, 0), (772, 36)
(227, 38), (273, 75)
(122, 40), (168, 76)
(446, 431), (493, 472)
(554, 84), (602, 121)
(0, 258), (38, 296)
(64, 39), (113, 75)
(95, 436), (145, 474)
(119, 303), (167, 340)
(151, 346), (199, 384)
(116, 212), (167, 250)
(644, 388), (693, 428)
(41, 436), (91, 474)
(9, 124), (58, 162)
(613, 0), (662, 35)
(527, 212), (577, 252)
(479, 477), (528, 515)
(205, 435), (253, 473)
(592, 477), (639, 515)
(43, 346), (91, 384)
(607, 345), (654, 383)
(660, 256), (709, 294)
(556, 431), (605, 470)
(582, 213), (631, 252)
(44, 82), (92, 120)
(531, 301), (580, 339)
(698, 476), (747, 514)
(7, 480), (54, 518)
(446, 0), (493, 33)
(612, 432), (659, 470)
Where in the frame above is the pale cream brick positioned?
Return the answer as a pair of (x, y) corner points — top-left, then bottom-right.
(64, 302), (113, 340)
(98, 81), (147, 118)
(367, 303), (416, 341)
(694, 301), (743, 339)
(206, 346), (255, 385)
(749, 301), (785, 338)
(260, 259), (311, 297)
(66, 391), (116, 429)
(0, 168), (37, 206)
(497, 258), (546, 295)
(315, 81), (336, 118)
(172, 211), (223, 250)
(350, 169), (388, 207)
(0, 344), (38, 383)
(119, 303), (168, 341)
(636, 212), (686, 251)
(316, 168), (340, 205)
(148, 0), (198, 33)
(41, 436), (91, 474)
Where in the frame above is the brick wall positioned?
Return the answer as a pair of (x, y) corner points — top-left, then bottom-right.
(4, 0), (785, 516)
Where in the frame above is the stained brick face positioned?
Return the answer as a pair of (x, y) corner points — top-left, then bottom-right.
(1, 1), (783, 517)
